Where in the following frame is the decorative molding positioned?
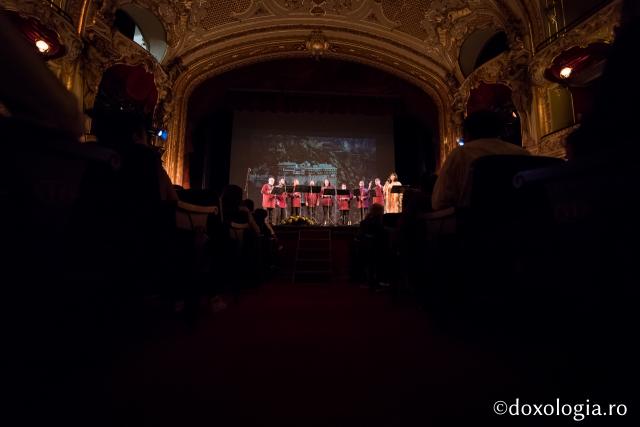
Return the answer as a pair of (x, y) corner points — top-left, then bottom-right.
(535, 124), (579, 157)
(305, 30), (332, 58)
(233, 1), (276, 20)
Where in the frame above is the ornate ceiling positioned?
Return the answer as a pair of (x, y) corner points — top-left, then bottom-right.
(104, 0), (537, 81)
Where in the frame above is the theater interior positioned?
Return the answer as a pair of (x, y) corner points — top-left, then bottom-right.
(2, 0), (638, 425)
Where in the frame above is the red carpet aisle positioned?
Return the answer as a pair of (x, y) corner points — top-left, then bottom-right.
(107, 281), (520, 426)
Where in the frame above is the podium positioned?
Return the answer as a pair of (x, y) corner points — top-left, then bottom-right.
(391, 185), (410, 194)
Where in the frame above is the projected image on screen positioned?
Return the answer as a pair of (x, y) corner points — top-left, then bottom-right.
(246, 134), (375, 195)
(230, 112), (395, 221)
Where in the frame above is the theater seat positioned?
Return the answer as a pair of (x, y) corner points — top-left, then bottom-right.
(466, 154), (565, 226)
(415, 155), (565, 318)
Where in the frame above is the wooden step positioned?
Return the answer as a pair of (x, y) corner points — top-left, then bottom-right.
(297, 239), (332, 250)
(299, 229), (331, 240)
(296, 259), (331, 271)
(297, 247), (331, 256)
(294, 270), (332, 283)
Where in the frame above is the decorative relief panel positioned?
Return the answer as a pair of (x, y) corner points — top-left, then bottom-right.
(273, 0), (364, 15)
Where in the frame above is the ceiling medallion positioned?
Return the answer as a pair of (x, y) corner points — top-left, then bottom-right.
(305, 30), (330, 59)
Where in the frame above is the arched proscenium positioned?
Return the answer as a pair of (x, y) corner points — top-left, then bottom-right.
(162, 24), (456, 185)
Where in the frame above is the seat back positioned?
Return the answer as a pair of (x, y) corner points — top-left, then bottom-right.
(466, 155), (565, 224)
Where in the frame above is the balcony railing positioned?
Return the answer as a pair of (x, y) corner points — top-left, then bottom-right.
(41, 0), (73, 24)
(536, 0), (613, 52)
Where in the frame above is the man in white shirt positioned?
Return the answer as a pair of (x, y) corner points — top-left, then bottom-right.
(432, 111), (530, 211)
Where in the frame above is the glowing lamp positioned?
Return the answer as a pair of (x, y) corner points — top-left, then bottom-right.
(35, 39), (50, 53)
(559, 67), (573, 79)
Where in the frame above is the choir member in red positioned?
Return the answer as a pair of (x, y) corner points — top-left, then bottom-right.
(275, 177), (288, 224)
(320, 178), (334, 225)
(372, 177), (384, 206)
(337, 183), (352, 225)
(291, 178), (302, 216)
(261, 177), (276, 223)
(306, 180), (319, 219)
(356, 180), (371, 222)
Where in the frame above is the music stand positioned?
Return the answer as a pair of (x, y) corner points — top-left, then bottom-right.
(353, 188), (366, 222)
(322, 188), (337, 225)
(307, 185), (322, 221)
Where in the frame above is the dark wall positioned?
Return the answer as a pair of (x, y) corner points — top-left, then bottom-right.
(186, 58), (439, 191)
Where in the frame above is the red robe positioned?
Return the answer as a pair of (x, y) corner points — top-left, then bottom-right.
(356, 187), (370, 209)
(306, 191), (319, 207)
(372, 184), (384, 206)
(275, 186), (288, 208)
(291, 189), (302, 208)
(320, 185), (334, 207)
(338, 193), (351, 211)
(261, 184), (275, 209)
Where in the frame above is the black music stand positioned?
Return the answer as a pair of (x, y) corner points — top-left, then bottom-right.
(322, 188), (337, 225)
(307, 185), (321, 220)
(353, 188), (367, 222)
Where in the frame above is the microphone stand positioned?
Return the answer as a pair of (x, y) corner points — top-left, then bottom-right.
(283, 172), (288, 219)
(332, 171), (338, 226)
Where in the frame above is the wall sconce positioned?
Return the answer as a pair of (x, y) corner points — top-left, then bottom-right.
(559, 66), (573, 79)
